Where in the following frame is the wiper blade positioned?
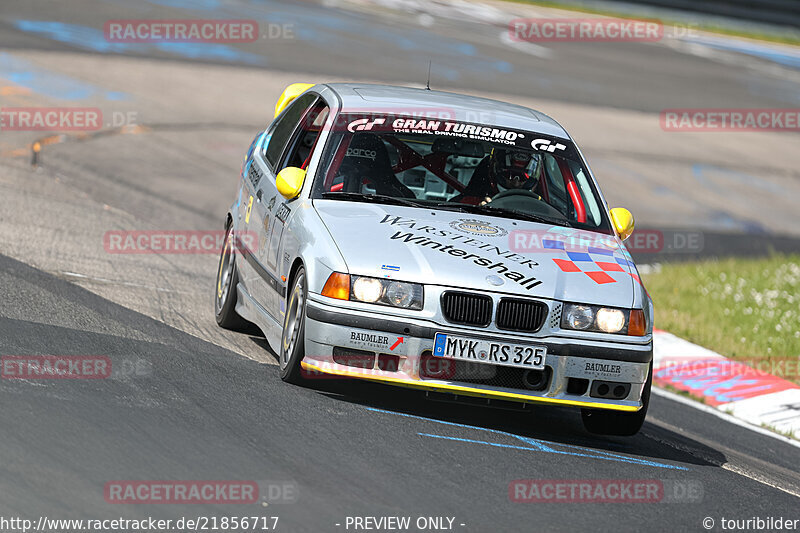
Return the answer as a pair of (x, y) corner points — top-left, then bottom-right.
(321, 192), (426, 208)
(438, 202), (571, 227)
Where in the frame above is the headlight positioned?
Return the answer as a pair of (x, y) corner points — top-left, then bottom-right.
(350, 275), (423, 310)
(352, 277), (383, 303)
(596, 308), (626, 333)
(561, 303), (646, 335)
(565, 304), (594, 330)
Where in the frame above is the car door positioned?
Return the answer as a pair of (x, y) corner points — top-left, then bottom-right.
(242, 92), (320, 319)
(255, 98), (330, 317)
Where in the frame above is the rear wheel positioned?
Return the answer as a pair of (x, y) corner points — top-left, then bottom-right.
(214, 223), (248, 330)
(581, 362), (652, 437)
(280, 267), (307, 384)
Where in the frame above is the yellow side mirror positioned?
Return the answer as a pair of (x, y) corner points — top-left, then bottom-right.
(274, 83), (314, 118)
(609, 207), (635, 241)
(276, 167), (306, 200)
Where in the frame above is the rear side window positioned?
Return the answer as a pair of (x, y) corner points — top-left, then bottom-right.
(264, 93), (317, 169)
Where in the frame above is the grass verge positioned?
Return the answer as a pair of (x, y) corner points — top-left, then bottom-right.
(641, 255), (800, 363)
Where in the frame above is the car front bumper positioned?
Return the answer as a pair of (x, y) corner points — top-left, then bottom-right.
(303, 296), (652, 412)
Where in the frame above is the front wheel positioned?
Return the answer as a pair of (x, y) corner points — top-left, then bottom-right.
(581, 363), (652, 437)
(215, 223), (248, 330)
(280, 267), (307, 384)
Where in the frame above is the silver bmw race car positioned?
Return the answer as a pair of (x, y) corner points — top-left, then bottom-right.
(215, 82), (653, 436)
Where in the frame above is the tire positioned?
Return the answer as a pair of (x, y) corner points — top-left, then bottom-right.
(214, 223), (248, 330)
(279, 266), (307, 384)
(581, 362), (652, 437)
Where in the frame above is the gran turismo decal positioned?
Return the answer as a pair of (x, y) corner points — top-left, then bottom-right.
(449, 218), (508, 238)
(339, 114), (576, 155)
(347, 117), (386, 132)
(337, 114), (575, 155)
(391, 118), (523, 146)
(531, 138), (567, 152)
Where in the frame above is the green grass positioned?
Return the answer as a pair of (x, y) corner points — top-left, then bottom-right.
(504, 0), (800, 46)
(641, 255), (800, 361)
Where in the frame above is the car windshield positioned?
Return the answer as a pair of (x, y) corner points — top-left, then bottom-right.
(313, 114), (612, 233)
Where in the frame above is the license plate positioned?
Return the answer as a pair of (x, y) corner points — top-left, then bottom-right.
(432, 333), (546, 370)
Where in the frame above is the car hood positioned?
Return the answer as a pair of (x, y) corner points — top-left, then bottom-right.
(314, 200), (637, 307)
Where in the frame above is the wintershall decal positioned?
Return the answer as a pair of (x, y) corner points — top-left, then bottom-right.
(389, 231), (542, 290)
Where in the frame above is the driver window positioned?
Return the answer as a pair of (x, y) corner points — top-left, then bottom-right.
(279, 102), (330, 172)
(264, 93), (317, 170)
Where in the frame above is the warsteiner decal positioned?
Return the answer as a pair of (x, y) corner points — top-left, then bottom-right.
(380, 215), (538, 268)
(449, 218), (508, 238)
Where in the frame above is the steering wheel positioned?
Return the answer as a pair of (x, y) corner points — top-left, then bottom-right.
(488, 188), (542, 206)
(488, 189), (569, 221)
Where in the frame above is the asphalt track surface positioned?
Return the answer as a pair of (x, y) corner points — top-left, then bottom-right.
(0, 0), (799, 532)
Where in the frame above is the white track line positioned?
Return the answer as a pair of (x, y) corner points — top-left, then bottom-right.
(653, 386), (800, 449)
(499, 31), (553, 59)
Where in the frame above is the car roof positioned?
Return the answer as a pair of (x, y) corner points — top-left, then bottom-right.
(321, 83), (570, 139)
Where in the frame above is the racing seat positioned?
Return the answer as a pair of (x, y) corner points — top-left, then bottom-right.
(337, 134), (416, 198)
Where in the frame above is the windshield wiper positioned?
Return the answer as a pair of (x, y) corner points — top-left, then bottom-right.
(435, 202), (572, 228)
(320, 192), (427, 209)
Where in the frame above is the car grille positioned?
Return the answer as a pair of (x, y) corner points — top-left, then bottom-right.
(496, 298), (548, 332)
(440, 291), (492, 327)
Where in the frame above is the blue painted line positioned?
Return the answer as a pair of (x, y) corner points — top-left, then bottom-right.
(0, 52), (129, 101)
(14, 20), (266, 66)
(419, 434), (687, 470)
(682, 36), (800, 71)
(366, 407), (688, 470)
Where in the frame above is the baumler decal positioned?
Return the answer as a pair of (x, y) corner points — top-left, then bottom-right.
(449, 218), (508, 238)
